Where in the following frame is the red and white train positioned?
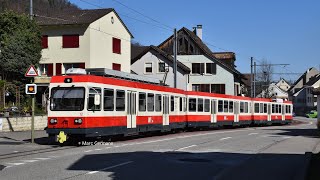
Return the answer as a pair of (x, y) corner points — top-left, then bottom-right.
(46, 69), (293, 143)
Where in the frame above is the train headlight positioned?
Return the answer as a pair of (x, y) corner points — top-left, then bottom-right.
(74, 118), (83, 124)
(50, 118), (57, 124)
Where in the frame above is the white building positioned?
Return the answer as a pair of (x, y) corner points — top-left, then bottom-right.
(156, 26), (243, 95)
(131, 45), (190, 90)
(35, 8), (133, 84)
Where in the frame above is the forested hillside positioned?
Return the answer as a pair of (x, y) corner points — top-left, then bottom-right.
(0, 0), (79, 15)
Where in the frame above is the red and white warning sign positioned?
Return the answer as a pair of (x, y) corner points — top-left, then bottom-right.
(25, 65), (39, 77)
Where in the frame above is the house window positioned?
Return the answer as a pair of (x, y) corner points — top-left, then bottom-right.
(39, 64), (53, 77)
(206, 63), (216, 74)
(113, 37), (121, 54)
(145, 63), (152, 73)
(158, 62), (166, 73)
(112, 63), (121, 71)
(64, 63), (85, 72)
(42, 35), (48, 49)
(56, 63), (62, 76)
(211, 84), (226, 94)
(192, 63), (204, 74)
(62, 35), (79, 48)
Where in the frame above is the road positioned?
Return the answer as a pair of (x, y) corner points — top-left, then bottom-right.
(0, 117), (319, 180)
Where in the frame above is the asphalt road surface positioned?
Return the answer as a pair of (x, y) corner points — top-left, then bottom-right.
(0, 117), (319, 180)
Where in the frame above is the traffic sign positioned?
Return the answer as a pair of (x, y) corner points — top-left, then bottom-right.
(25, 65), (38, 77)
(25, 84), (37, 94)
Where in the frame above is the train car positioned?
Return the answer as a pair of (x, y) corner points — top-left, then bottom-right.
(46, 68), (293, 143)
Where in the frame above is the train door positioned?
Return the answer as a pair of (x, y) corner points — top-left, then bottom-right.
(127, 91), (137, 128)
(211, 99), (217, 123)
(282, 104), (285, 121)
(267, 104), (271, 121)
(234, 101), (239, 123)
(163, 95), (169, 125)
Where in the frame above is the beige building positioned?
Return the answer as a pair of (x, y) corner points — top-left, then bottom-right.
(35, 8), (133, 84)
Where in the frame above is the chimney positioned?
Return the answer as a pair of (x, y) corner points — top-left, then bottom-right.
(196, 25), (202, 40)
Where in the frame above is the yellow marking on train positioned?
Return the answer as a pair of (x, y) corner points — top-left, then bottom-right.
(57, 131), (67, 144)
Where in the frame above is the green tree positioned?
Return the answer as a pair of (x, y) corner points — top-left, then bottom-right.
(0, 10), (41, 83)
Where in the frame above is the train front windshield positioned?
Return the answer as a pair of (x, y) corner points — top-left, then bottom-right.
(50, 87), (85, 111)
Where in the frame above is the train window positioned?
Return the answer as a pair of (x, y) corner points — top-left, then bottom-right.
(155, 94), (162, 112)
(259, 103), (263, 113)
(198, 98), (204, 112)
(229, 101), (234, 113)
(204, 99), (210, 112)
(115, 90), (125, 111)
(254, 103), (259, 113)
(189, 98), (197, 112)
(245, 102), (249, 113)
(139, 93), (146, 112)
(279, 105), (282, 113)
(184, 97), (187, 112)
(240, 102), (244, 113)
(147, 93), (155, 111)
(171, 96), (175, 112)
(180, 97), (183, 112)
(104, 89), (114, 111)
(224, 100), (228, 113)
(272, 104), (275, 113)
(88, 87), (101, 111)
(264, 104), (267, 113)
(218, 100), (223, 112)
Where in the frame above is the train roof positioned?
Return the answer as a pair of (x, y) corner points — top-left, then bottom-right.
(50, 75), (292, 104)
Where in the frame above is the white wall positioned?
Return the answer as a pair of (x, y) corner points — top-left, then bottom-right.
(40, 11), (132, 74)
(0, 116), (47, 132)
(41, 25), (90, 72)
(89, 11), (131, 73)
(178, 55), (234, 95)
(131, 51), (188, 90)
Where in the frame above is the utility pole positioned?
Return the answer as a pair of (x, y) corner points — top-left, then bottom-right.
(173, 28), (177, 88)
(254, 61), (256, 97)
(30, 0), (35, 144)
(30, 0), (33, 20)
(250, 57), (253, 98)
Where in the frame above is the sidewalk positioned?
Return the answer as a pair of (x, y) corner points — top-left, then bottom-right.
(0, 130), (54, 156)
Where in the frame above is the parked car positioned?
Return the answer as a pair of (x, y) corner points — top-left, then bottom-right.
(306, 110), (318, 118)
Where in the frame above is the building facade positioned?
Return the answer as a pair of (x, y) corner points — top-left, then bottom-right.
(35, 8), (133, 84)
(131, 46), (190, 90)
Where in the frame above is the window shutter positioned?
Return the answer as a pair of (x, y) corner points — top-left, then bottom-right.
(112, 63), (121, 71)
(42, 35), (48, 49)
(48, 64), (53, 77)
(63, 35), (79, 48)
(79, 63), (85, 69)
(56, 63), (62, 75)
(113, 38), (121, 54)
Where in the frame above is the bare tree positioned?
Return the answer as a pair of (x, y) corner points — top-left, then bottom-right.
(256, 59), (274, 98)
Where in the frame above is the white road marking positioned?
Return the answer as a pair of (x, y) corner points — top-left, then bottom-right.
(94, 149), (102, 151)
(86, 161), (133, 175)
(34, 158), (51, 160)
(84, 150), (93, 153)
(6, 163), (25, 166)
(21, 160), (38, 163)
(177, 145), (197, 151)
(220, 137), (232, 141)
(282, 136), (292, 139)
(13, 151), (19, 153)
(119, 128), (254, 147)
(248, 133), (258, 136)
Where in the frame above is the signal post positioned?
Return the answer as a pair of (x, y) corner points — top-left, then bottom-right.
(25, 65), (38, 143)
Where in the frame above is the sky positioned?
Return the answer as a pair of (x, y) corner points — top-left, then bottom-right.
(69, 0), (320, 82)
